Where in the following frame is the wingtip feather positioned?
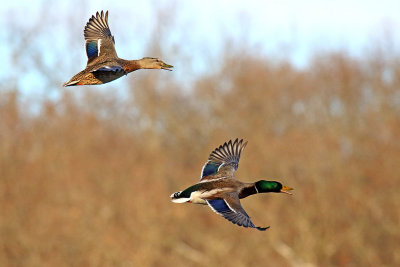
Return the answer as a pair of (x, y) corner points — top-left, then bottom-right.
(256, 226), (270, 231)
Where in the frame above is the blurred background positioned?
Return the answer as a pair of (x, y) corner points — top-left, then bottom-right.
(1, 0), (400, 266)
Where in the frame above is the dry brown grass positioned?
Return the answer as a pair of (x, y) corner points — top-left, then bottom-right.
(1, 5), (400, 267)
(1, 51), (400, 266)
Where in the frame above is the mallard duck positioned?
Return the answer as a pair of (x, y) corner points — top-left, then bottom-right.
(170, 139), (293, 231)
(63, 10), (173, 86)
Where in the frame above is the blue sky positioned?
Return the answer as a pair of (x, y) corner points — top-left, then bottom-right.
(87, 0), (400, 66)
(1, 0), (399, 100)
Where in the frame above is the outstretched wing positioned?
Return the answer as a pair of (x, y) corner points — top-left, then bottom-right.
(200, 138), (247, 181)
(206, 193), (269, 231)
(84, 10), (117, 64)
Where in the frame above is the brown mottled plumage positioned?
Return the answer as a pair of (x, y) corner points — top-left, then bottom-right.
(63, 11), (173, 86)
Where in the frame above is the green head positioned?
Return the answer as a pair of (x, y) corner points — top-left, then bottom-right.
(255, 180), (293, 194)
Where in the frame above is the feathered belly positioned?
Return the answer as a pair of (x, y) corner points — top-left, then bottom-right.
(190, 188), (232, 205)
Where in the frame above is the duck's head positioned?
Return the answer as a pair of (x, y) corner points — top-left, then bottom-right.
(255, 180), (293, 195)
(139, 57), (173, 71)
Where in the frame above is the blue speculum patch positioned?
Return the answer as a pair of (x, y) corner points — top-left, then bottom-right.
(96, 66), (123, 72)
(208, 199), (230, 213)
(86, 41), (98, 58)
(202, 162), (220, 177)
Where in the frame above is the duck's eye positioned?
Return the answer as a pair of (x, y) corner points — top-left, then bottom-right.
(174, 192), (180, 197)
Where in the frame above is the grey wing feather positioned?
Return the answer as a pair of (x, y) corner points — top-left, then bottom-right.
(200, 138), (247, 180)
(84, 10), (114, 42)
(206, 193), (269, 231)
(83, 11), (117, 62)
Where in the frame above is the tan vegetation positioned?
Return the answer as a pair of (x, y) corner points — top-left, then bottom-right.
(1, 5), (400, 267)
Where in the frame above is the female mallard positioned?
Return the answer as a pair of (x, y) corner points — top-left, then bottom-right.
(63, 11), (173, 86)
(170, 139), (293, 231)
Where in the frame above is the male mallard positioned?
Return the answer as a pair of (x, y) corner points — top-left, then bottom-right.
(170, 139), (293, 231)
(63, 11), (173, 86)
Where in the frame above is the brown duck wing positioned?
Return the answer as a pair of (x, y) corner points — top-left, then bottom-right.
(206, 193), (269, 231)
(84, 10), (117, 64)
(200, 139), (247, 182)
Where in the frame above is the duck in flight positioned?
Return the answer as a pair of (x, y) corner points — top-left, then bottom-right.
(63, 11), (173, 86)
(170, 139), (293, 231)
